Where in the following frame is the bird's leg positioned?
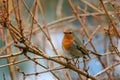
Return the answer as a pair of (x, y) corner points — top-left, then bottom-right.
(64, 57), (73, 64)
(74, 58), (79, 64)
(73, 58), (80, 68)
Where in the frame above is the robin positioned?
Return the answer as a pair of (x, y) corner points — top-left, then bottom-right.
(62, 29), (101, 59)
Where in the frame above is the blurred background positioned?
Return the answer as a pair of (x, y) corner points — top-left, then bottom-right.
(0, 0), (120, 80)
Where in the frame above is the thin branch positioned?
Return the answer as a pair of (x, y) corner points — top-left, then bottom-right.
(25, 66), (65, 76)
(94, 61), (120, 77)
(99, 0), (120, 38)
(0, 51), (23, 59)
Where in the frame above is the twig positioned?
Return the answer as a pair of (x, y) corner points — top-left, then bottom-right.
(99, 0), (120, 38)
(56, 0), (63, 18)
(81, 0), (103, 13)
(22, 0), (59, 55)
(0, 41), (13, 54)
(25, 66), (65, 76)
(85, 25), (101, 46)
(29, 0), (37, 40)
(0, 51), (23, 59)
(2, 73), (6, 80)
(94, 61), (120, 77)
(0, 57), (46, 68)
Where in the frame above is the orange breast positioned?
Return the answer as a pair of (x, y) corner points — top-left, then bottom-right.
(62, 34), (74, 50)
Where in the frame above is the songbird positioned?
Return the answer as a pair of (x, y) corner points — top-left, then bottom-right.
(62, 29), (101, 59)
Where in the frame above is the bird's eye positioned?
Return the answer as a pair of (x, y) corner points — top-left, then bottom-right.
(68, 32), (72, 34)
(64, 31), (72, 34)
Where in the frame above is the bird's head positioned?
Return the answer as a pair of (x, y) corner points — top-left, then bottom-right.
(63, 30), (74, 39)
